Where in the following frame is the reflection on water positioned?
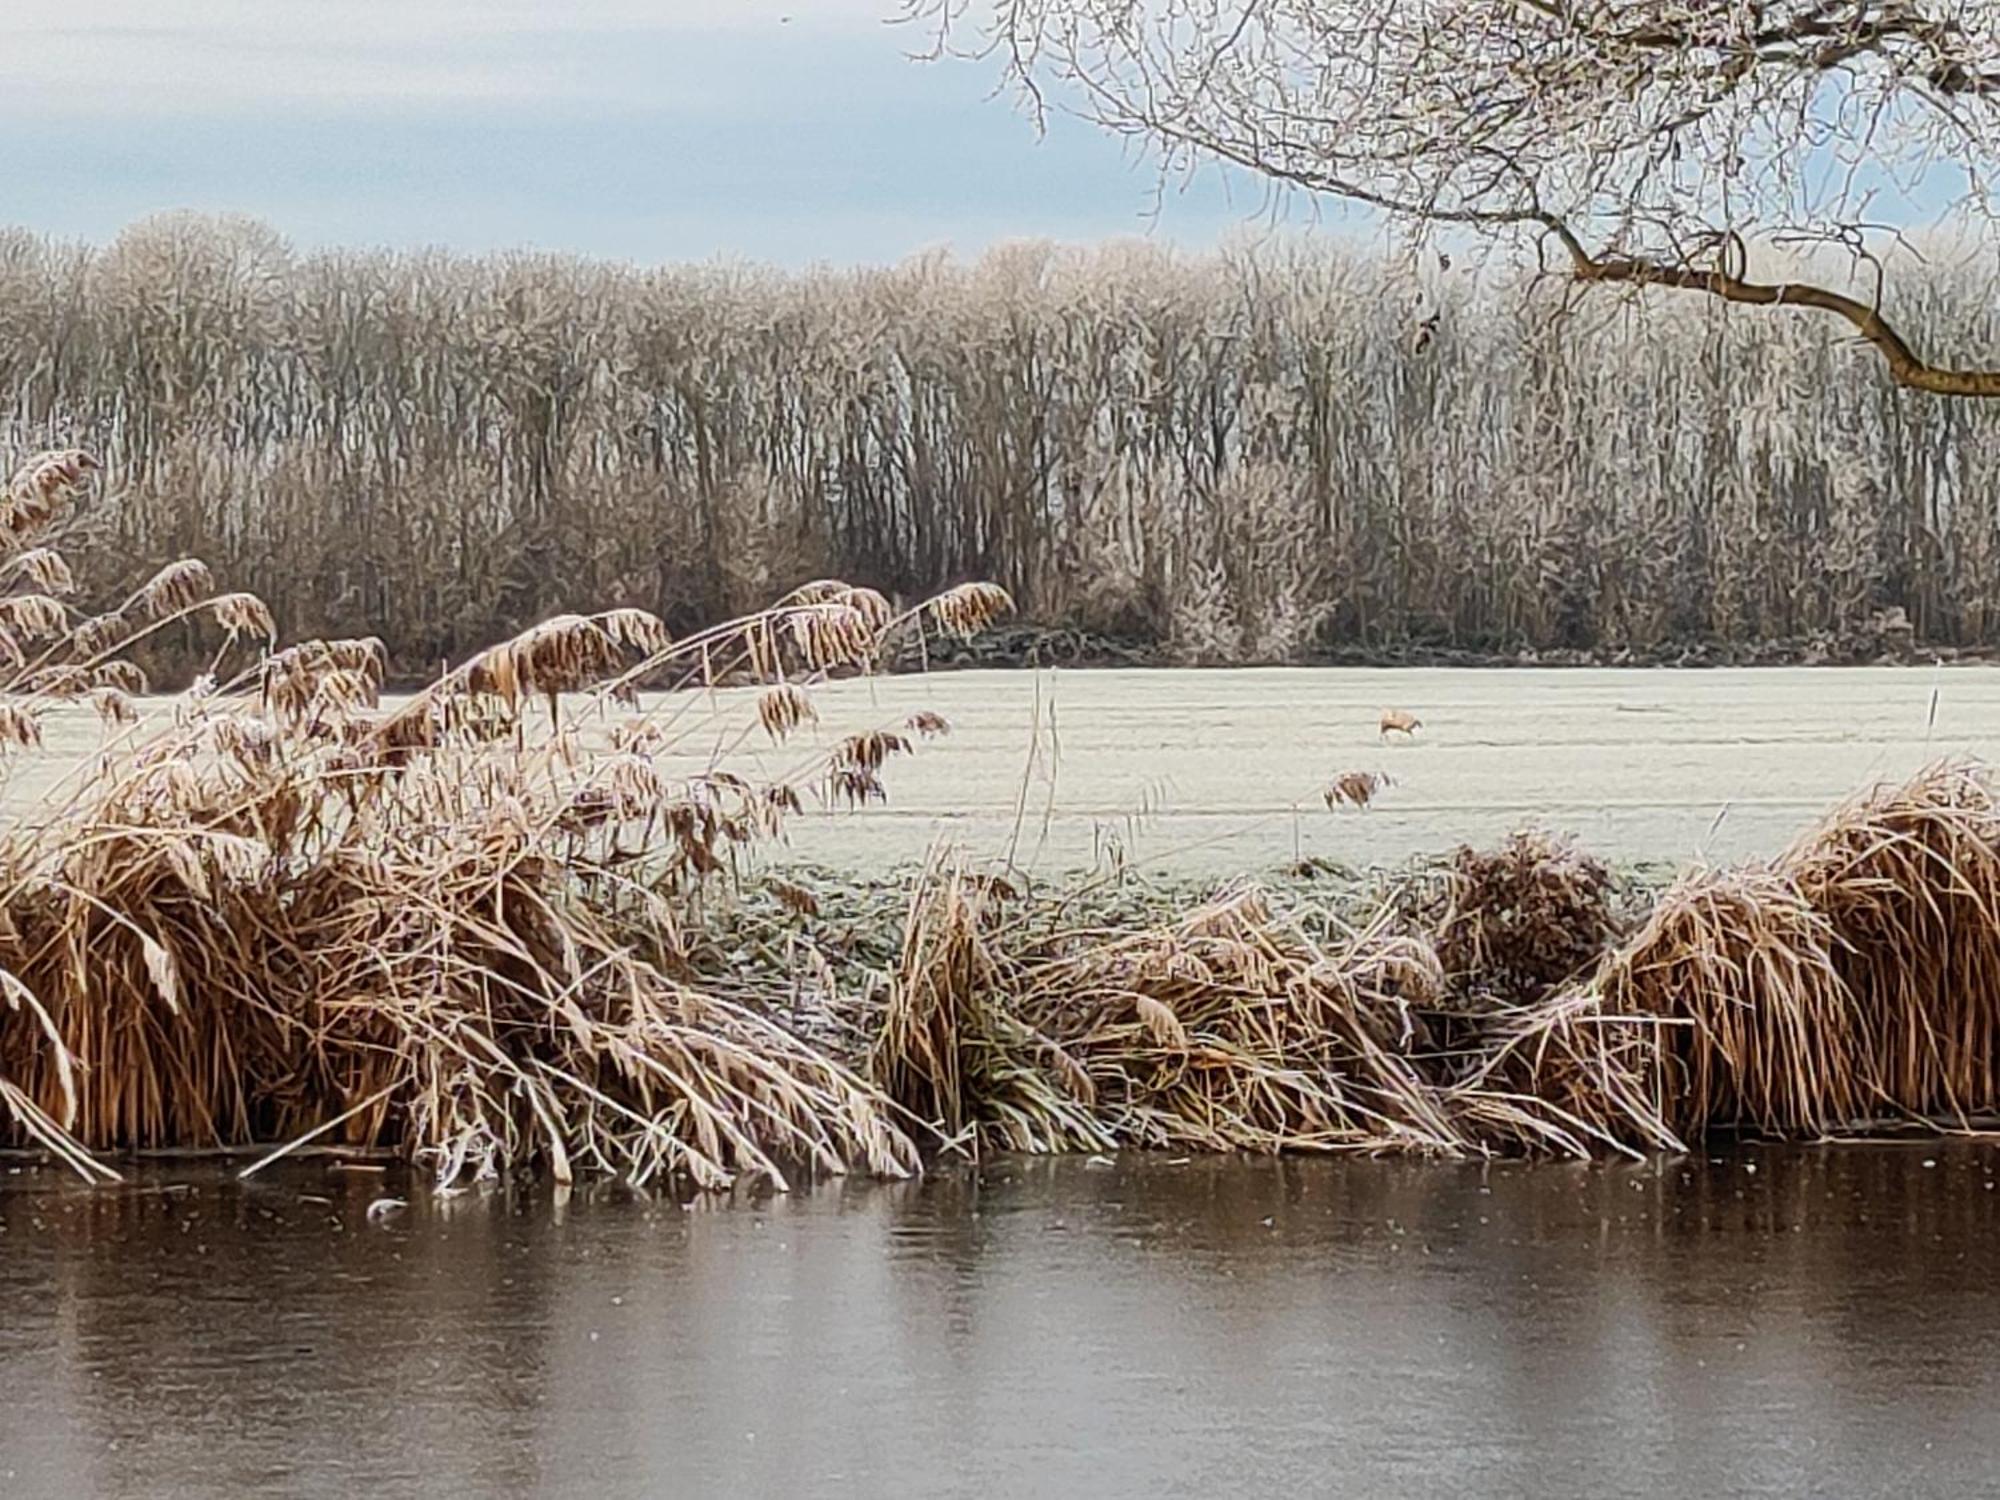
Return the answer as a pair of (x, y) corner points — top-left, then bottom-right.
(1, 1145), (1996, 1497)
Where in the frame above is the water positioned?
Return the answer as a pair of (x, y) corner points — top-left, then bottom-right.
(2, 1145), (1996, 1497)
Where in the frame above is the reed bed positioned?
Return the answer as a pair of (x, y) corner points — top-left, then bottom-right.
(1785, 764), (2000, 1123)
(5, 439), (2000, 1186)
(0, 443), (1024, 1189)
(10, 217), (2000, 671)
(1509, 762), (2000, 1144)
(863, 839), (1660, 1161)
(870, 769), (2000, 1165)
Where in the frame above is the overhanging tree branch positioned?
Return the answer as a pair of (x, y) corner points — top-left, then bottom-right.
(920, 0), (2000, 399)
(1539, 217), (2000, 397)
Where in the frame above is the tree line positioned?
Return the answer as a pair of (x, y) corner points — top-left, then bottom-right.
(6, 214), (2000, 672)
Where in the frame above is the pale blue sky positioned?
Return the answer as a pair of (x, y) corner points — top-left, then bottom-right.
(3, 0), (1330, 264)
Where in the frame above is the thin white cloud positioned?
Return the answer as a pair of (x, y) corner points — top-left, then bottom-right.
(0, 0), (1266, 264)
(1, 0), (904, 115)
(8, 0), (894, 36)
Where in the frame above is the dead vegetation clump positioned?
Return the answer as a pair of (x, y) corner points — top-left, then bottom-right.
(1583, 868), (1858, 1137)
(0, 454), (1021, 1189)
(1423, 831), (1624, 1009)
(873, 869), (1443, 1155)
(1781, 762), (2000, 1123)
(1510, 761), (2000, 1144)
(866, 859), (1672, 1161)
(1323, 770), (1393, 808)
(1379, 831), (1677, 1153)
(870, 760), (2000, 1165)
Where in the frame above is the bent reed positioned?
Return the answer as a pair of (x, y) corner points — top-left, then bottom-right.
(3, 447), (2000, 1190)
(866, 770), (2000, 1162)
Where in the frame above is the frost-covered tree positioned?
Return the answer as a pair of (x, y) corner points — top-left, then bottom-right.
(915, 1), (2000, 396)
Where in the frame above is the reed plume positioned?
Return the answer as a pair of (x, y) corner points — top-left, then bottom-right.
(0, 465), (1010, 1189)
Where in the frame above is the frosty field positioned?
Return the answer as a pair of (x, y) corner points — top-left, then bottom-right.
(15, 665), (1988, 876)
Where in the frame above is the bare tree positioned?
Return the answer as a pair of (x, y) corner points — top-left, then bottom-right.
(914, 1), (2000, 395)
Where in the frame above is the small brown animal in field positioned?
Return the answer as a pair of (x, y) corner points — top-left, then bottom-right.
(1379, 709), (1422, 740)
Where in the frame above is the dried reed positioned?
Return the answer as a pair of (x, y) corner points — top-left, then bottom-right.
(1324, 770), (1393, 808)
(0, 452), (1019, 1189)
(1525, 762), (2000, 1141)
(868, 856), (1663, 1160)
(873, 764), (2000, 1164)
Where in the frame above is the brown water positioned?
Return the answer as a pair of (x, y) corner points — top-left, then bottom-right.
(2, 1145), (1996, 1497)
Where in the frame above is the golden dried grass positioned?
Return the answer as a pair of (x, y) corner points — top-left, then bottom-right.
(927, 583), (1015, 640)
(758, 683), (817, 741)
(2, 548), (76, 597)
(2, 449), (97, 540)
(0, 459), (1014, 1189)
(134, 558), (214, 617)
(873, 763), (2000, 1164)
(1780, 762), (2000, 1123)
(1518, 761), (2000, 1144)
(1592, 868), (1858, 1136)
(868, 861), (1655, 1159)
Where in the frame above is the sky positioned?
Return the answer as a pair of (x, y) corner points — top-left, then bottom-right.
(0, 0), (1323, 266)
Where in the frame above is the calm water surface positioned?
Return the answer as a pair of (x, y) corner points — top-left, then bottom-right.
(1, 1146), (1996, 1498)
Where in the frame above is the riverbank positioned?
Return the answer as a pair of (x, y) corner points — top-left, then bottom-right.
(6, 681), (1998, 1185)
(14, 743), (1999, 1187)
(726, 761), (2000, 1163)
(0, 491), (1993, 1187)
